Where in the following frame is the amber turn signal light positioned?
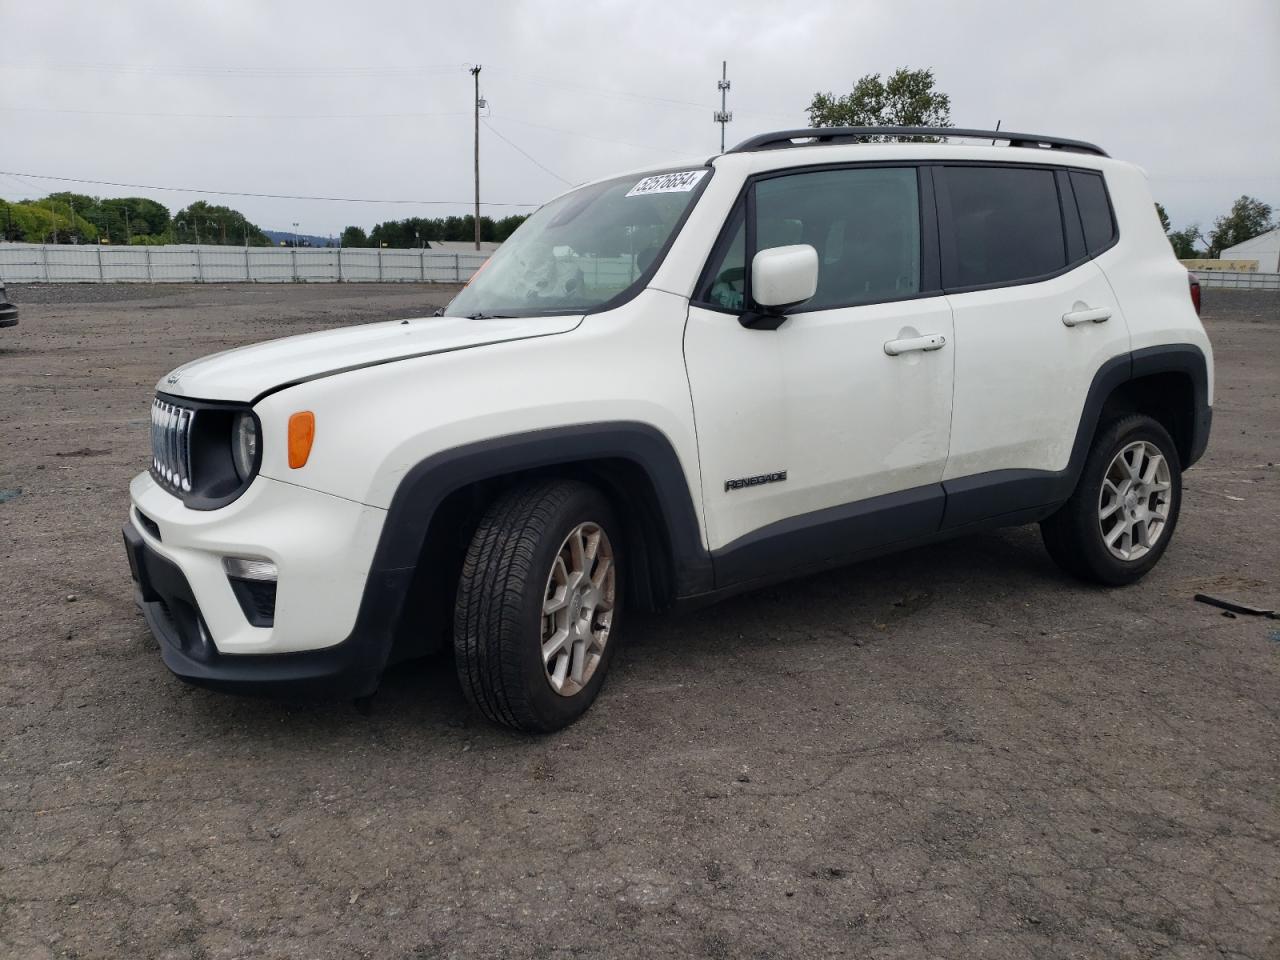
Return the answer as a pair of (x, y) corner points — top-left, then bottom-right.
(288, 412), (315, 468)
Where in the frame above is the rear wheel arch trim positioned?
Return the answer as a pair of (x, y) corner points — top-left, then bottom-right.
(1072, 343), (1210, 480)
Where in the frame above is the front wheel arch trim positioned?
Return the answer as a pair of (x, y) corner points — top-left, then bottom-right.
(344, 422), (712, 673)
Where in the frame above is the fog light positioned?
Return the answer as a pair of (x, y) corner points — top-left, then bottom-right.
(223, 557), (278, 582)
(224, 557), (278, 627)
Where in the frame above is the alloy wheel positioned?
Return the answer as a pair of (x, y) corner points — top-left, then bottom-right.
(541, 522), (616, 696)
(1098, 440), (1172, 561)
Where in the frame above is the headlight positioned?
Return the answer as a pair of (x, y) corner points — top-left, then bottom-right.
(232, 411), (259, 482)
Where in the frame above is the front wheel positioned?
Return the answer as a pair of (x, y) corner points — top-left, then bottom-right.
(453, 479), (622, 732)
(1040, 414), (1183, 586)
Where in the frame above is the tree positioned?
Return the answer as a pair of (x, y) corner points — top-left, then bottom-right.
(493, 214), (528, 241)
(807, 67), (952, 136)
(1207, 195), (1274, 256)
(1155, 203), (1171, 235)
(172, 201), (270, 245)
(100, 197), (170, 242)
(1168, 226), (1203, 260)
(341, 225), (368, 247)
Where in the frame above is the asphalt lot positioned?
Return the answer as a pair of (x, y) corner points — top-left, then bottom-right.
(1, 282), (1277, 959)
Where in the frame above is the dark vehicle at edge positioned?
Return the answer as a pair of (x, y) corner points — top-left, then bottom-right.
(0, 282), (17, 328)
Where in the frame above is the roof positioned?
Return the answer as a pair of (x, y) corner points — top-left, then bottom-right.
(728, 127), (1107, 157)
(1221, 227), (1280, 256)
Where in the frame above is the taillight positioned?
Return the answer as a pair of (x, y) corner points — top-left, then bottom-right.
(1187, 272), (1201, 316)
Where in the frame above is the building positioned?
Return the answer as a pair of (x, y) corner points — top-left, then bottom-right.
(1220, 227), (1280, 272)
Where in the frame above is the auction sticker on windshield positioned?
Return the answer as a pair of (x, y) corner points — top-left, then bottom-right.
(625, 170), (708, 198)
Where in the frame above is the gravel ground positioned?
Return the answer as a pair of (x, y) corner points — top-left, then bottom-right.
(1, 284), (1277, 960)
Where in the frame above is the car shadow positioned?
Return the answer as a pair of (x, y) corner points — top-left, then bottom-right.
(168, 524), (1066, 746)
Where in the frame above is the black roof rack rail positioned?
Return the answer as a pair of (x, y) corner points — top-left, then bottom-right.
(727, 127), (1108, 158)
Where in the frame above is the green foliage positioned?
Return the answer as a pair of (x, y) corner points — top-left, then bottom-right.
(340, 225), (368, 247)
(1168, 226), (1203, 259)
(1207, 195), (1274, 256)
(352, 213), (529, 248)
(1156, 203), (1204, 258)
(493, 214), (527, 241)
(101, 197), (170, 241)
(0, 197), (99, 242)
(1, 192), (173, 243)
(171, 201), (271, 245)
(807, 67), (952, 137)
(1155, 203), (1171, 234)
(1, 190), (525, 248)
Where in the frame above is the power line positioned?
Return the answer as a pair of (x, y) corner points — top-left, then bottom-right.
(0, 105), (473, 121)
(0, 60), (471, 79)
(482, 119), (573, 186)
(1, 103), (704, 159)
(0, 170), (542, 207)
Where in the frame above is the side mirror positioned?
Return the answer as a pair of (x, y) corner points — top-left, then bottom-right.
(740, 244), (818, 330)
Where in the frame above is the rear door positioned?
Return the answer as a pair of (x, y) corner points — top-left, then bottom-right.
(936, 163), (1130, 525)
(683, 164), (955, 584)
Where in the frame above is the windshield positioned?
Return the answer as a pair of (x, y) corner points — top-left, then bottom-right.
(447, 167), (710, 318)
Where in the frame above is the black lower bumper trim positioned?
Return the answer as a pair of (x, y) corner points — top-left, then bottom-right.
(123, 521), (392, 698)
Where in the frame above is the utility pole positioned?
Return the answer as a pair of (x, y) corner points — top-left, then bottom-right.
(714, 61), (733, 153)
(471, 64), (482, 251)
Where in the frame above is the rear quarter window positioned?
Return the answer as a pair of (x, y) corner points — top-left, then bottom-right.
(1069, 170), (1117, 254)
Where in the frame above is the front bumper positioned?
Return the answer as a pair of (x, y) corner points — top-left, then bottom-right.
(125, 472), (400, 697)
(124, 520), (385, 697)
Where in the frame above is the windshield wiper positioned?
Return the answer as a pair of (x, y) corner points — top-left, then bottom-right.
(465, 311), (515, 320)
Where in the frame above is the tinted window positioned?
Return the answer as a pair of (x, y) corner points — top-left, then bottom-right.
(943, 166), (1066, 287)
(705, 211), (746, 311)
(1070, 170), (1116, 254)
(754, 167), (920, 309)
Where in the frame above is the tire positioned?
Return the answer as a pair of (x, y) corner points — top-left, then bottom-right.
(453, 479), (622, 732)
(1041, 414), (1182, 586)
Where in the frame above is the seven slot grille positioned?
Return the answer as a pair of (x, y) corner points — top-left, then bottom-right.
(151, 398), (195, 492)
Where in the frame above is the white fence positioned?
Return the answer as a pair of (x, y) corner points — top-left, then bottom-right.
(0, 243), (490, 284)
(1195, 269), (1280, 291)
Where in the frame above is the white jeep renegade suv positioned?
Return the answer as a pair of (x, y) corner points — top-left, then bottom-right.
(124, 127), (1213, 732)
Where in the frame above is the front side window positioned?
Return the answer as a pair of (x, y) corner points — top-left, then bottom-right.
(756, 167), (920, 310)
(447, 167), (710, 318)
(699, 166), (921, 312)
(941, 166), (1066, 287)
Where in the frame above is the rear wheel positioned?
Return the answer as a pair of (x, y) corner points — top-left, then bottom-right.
(453, 479), (622, 732)
(1041, 414), (1182, 586)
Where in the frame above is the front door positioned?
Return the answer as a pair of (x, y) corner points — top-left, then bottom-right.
(683, 165), (955, 586)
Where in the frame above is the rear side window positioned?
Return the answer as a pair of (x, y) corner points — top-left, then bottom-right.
(941, 166), (1066, 288)
(1069, 170), (1116, 254)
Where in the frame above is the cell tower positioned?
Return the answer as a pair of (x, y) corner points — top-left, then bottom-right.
(714, 61), (733, 153)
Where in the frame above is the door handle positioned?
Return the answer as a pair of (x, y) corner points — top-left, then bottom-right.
(1062, 305), (1112, 327)
(884, 333), (946, 356)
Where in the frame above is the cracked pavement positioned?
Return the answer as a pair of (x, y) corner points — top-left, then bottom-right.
(1, 284), (1277, 958)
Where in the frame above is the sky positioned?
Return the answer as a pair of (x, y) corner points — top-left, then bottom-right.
(2, 0), (1278, 238)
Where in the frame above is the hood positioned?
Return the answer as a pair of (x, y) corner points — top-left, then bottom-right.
(157, 312), (584, 402)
